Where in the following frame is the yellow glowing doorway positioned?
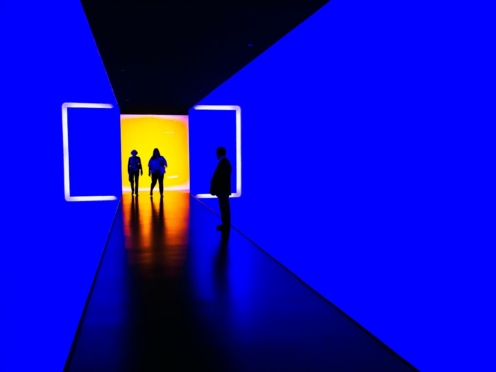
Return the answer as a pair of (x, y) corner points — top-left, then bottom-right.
(121, 115), (190, 192)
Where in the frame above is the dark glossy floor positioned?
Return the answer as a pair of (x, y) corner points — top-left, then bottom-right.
(65, 192), (416, 372)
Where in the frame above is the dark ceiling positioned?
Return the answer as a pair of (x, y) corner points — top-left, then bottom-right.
(81, 0), (328, 115)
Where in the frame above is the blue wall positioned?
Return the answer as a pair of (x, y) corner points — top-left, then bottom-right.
(190, 1), (496, 370)
(0, 1), (121, 370)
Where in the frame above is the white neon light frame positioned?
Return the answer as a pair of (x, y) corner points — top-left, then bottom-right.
(62, 102), (117, 202)
(193, 105), (242, 198)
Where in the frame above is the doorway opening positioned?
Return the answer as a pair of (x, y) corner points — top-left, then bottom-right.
(120, 115), (190, 193)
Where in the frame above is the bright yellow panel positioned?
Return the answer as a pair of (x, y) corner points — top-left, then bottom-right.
(121, 115), (189, 191)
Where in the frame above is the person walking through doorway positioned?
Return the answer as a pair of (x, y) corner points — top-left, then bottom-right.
(128, 150), (143, 196)
(149, 148), (167, 198)
(210, 147), (232, 231)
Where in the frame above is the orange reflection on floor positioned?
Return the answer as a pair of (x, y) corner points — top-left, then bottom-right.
(122, 191), (190, 279)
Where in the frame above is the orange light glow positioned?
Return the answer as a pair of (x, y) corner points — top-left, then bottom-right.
(122, 192), (190, 277)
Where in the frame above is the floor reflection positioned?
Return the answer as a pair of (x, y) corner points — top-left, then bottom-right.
(213, 229), (230, 297)
(69, 192), (417, 372)
(120, 191), (196, 370)
(123, 191), (190, 279)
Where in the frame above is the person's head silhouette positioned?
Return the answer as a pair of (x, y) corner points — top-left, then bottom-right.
(216, 147), (226, 160)
(131, 149), (138, 156)
(152, 148), (161, 158)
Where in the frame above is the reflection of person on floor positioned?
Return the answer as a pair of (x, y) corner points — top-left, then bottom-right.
(148, 148), (167, 198)
(128, 150), (143, 196)
(210, 147), (232, 231)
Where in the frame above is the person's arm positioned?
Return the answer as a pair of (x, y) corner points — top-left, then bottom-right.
(127, 157), (131, 175)
(218, 160), (232, 193)
(138, 157), (143, 175)
(210, 164), (219, 195)
(148, 159), (151, 177)
(219, 160), (230, 181)
(161, 157), (168, 172)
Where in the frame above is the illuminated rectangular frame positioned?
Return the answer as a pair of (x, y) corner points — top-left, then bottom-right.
(62, 102), (117, 202)
(193, 105), (242, 198)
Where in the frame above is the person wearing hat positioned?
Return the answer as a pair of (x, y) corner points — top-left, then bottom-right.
(128, 150), (143, 196)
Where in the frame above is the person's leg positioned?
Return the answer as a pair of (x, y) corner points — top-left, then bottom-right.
(217, 196), (224, 229)
(217, 194), (230, 229)
(151, 173), (158, 195)
(135, 173), (140, 196)
(224, 195), (231, 227)
(129, 173), (135, 195)
(158, 174), (164, 197)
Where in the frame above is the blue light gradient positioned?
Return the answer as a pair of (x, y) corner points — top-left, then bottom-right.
(190, 1), (496, 370)
(0, 1), (121, 370)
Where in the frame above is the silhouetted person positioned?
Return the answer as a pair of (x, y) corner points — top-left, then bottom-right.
(210, 147), (232, 231)
(149, 148), (168, 198)
(128, 150), (143, 196)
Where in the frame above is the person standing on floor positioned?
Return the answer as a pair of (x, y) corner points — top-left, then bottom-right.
(128, 150), (143, 197)
(210, 147), (232, 231)
(148, 148), (167, 198)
